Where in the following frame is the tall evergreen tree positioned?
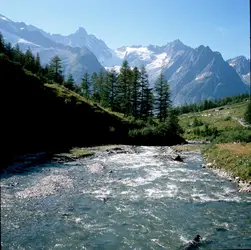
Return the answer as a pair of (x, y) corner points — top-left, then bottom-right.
(117, 60), (132, 115)
(93, 70), (105, 103)
(154, 71), (171, 121)
(49, 55), (64, 84)
(81, 71), (91, 99)
(131, 67), (141, 118)
(0, 33), (5, 54)
(91, 72), (98, 99)
(35, 53), (41, 73)
(5, 42), (14, 61)
(24, 48), (36, 72)
(139, 66), (153, 119)
(13, 44), (23, 64)
(101, 69), (118, 109)
(64, 74), (75, 91)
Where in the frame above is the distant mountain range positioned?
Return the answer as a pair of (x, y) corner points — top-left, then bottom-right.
(0, 13), (249, 105)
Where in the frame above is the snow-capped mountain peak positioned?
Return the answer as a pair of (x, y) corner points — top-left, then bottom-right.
(0, 13), (249, 105)
(0, 14), (11, 23)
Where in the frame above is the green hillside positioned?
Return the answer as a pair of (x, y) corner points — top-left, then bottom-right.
(179, 100), (251, 143)
(1, 55), (185, 168)
(178, 100), (251, 181)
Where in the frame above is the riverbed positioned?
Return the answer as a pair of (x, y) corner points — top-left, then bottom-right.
(1, 146), (251, 249)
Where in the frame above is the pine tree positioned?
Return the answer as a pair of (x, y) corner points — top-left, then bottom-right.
(108, 69), (118, 110)
(131, 67), (141, 118)
(91, 72), (98, 99)
(139, 66), (153, 120)
(49, 55), (64, 84)
(0, 33), (5, 54)
(64, 74), (75, 91)
(35, 53), (41, 73)
(24, 48), (36, 72)
(5, 42), (14, 61)
(154, 71), (171, 122)
(101, 69), (118, 109)
(117, 60), (132, 115)
(81, 71), (91, 99)
(93, 70), (105, 103)
(13, 44), (22, 64)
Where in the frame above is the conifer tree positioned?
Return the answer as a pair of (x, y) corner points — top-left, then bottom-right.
(93, 70), (105, 103)
(101, 69), (118, 109)
(5, 42), (14, 61)
(64, 74), (75, 91)
(24, 48), (36, 72)
(35, 53), (41, 73)
(108, 69), (118, 110)
(49, 55), (64, 84)
(131, 67), (141, 118)
(0, 33), (5, 54)
(81, 71), (91, 99)
(154, 71), (171, 121)
(91, 72), (98, 99)
(117, 60), (132, 115)
(13, 44), (23, 64)
(139, 66), (153, 120)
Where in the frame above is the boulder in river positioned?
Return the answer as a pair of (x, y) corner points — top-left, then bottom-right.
(172, 154), (183, 162)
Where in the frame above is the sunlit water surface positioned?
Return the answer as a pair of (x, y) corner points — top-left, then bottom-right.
(1, 146), (251, 249)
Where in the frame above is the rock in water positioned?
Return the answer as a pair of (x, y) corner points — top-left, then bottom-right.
(173, 155), (183, 162)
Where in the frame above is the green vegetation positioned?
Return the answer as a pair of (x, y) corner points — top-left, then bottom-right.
(179, 101), (251, 142)
(55, 148), (93, 159)
(179, 100), (251, 181)
(204, 143), (251, 181)
(1, 33), (184, 168)
(174, 93), (249, 115)
(244, 100), (251, 124)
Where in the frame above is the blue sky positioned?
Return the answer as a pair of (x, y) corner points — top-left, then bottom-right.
(1, 0), (250, 59)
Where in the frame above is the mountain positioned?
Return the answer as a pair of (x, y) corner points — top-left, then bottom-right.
(48, 27), (121, 66)
(0, 14), (104, 83)
(227, 56), (250, 85)
(0, 13), (249, 105)
(114, 41), (249, 105)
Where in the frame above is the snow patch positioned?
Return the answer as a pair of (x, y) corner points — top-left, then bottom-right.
(195, 72), (212, 81)
(242, 72), (250, 84)
(18, 38), (41, 47)
(0, 16), (10, 22)
(148, 53), (172, 69)
(115, 46), (152, 61)
(104, 65), (121, 73)
(176, 66), (183, 73)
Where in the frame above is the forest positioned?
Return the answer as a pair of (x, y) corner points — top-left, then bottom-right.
(0, 33), (185, 167)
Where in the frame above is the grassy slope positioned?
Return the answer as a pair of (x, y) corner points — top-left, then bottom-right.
(2, 56), (184, 167)
(179, 101), (249, 140)
(179, 101), (251, 181)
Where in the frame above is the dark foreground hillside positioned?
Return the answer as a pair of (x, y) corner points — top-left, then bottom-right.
(1, 56), (185, 167)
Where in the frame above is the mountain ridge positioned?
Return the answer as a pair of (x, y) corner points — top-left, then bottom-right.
(0, 13), (249, 105)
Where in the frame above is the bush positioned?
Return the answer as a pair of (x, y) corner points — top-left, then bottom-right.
(192, 117), (204, 127)
(244, 100), (251, 124)
(213, 127), (251, 144)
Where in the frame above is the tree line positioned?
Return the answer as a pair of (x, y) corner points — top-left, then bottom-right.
(2, 32), (248, 126)
(0, 33), (174, 123)
(174, 93), (250, 115)
(78, 61), (172, 122)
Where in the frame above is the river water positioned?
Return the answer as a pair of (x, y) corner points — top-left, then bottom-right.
(1, 146), (251, 249)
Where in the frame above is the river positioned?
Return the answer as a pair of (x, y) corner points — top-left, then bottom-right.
(1, 146), (251, 249)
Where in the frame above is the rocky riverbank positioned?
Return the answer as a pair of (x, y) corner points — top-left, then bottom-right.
(172, 143), (251, 193)
(203, 161), (251, 193)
